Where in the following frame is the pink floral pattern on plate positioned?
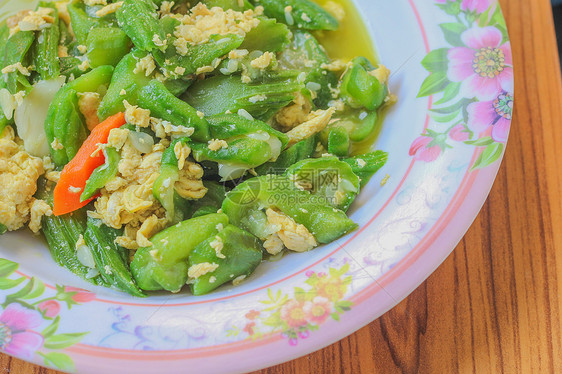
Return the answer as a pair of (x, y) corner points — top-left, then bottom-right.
(413, 0), (513, 170)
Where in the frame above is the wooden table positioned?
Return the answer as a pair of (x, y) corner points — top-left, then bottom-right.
(2, 0), (561, 372)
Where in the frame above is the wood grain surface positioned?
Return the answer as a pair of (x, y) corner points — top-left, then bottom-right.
(2, 0), (561, 372)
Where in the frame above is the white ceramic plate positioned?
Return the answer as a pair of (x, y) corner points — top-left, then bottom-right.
(0, 0), (513, 372)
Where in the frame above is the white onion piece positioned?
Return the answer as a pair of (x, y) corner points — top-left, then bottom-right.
(247, 131), (270, 142)
(14, 77), (66, 157)
(128, 131), (154, 154)
(85, 268), (100, 279)
(0, 88), (15, 120)
(266, 136), (282, 162)
(76, 244), (96, 268)
(218, 163), (248, 181)
(247, 132), (282, 162)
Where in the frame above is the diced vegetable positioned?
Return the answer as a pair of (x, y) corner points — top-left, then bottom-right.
(137, 80), (210, 142)
(84, 218), (145, 297)
(223, 175), (357, 243)
(188, 225), (262, 295)
(131, 213), (230, 292)
(255, 0), (339, 31)
(117, 0), (166, 53)
(33, 2), (61, 81)
(53, 112), (127, 216)
(342, 151), (388, 187)
(3, 31), (35, 94)
(87, 27), (132, 68)
(81, 147), (120, 202)
(339, 57), (388, 111)
(184, 74), (304, 120)
(285, 156), (360, 211)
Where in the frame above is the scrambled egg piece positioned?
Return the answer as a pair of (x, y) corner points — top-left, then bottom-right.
(250, 52), (275, 69)
(0, 127), (51, 232)
(369, 64), (391, 85)
(210, 236), (226, 259)
(207, 139), (228, 151)
(78, 92), (101, 131)
(175, 163), (207, 199)
(95, 136), (206, 248)
(275, 92), (312, 131)
(95, 1), (123, 18)
(124, 101), (151, 128)
(8, 7), (55, 35)
(263, 208), (317, 254)
(173, 3), (260, 53)
(188, 262), (219, 279)
(93, 140), (165, 231)
(133, 55), (157, 77)
(286, 108), (336, 146)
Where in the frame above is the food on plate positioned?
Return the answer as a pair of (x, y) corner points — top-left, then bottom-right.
(0, 0), (393, 296)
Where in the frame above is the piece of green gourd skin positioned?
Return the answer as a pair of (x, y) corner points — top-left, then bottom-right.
(48, 88), (85, 165)
(278, 31), (338, 108)
(255, 135), (316, 175)
(59, 19), (73, 47)
(202, 0), (254, 11)
(254, 0), (339, 31)
(117, 0), (166, 53)
(153, 34), (244, 78)
(36, 182), (108, 286)
(84, 218), (146, 297)
(156, 17), (244, 77)
(239, 17), (290, 53)
(137, 80), (211, 142)
(0, 24), (13, 134)
(327, 127), (350, 157)
(3, 31), (35, 94)
(339, 57), (388, 111)
(45, 65), (114, 165)
(59, 57), (88, 79)
(42, 214), (109, 286)
(206, 113), (289, 149)
(81, 147), (120, 202)
(188, 224), (262, 295)
(191, 206), (220, 218)
(222, 175), (357, 243)
(183, 75), (304, 121)
(33, 2), (61, 81)
(0, 222), (7, 235)
(131, 213), (230, 292)
(342, 151), (388, 188)
(0, 22), (9, 54)
(87, 27), (132, 68)
(185, 181), (228, 219)
(153, 137), (190, 222)
(68, 0), (114, 44)
(97, 50), (151, 120)
(191, 138), (272, 168)
(284, 156), (360, 212)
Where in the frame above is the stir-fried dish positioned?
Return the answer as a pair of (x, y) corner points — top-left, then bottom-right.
(0, 0), (394, 296)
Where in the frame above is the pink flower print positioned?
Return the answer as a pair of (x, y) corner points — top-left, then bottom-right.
(447, 26), (513, 101)
(0, 304), (44, 360)
(449, 124), (471, 141)
(409, 136), (442, 162)
(65, 286), (96, 303)
(303, 297), (332, 325)
(38, 300), (60, 318)
(280, 300), (308, 329)
(467, 92), (513, 142)
(435, 0), (491, 14)
(460, 0), (492, 13)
